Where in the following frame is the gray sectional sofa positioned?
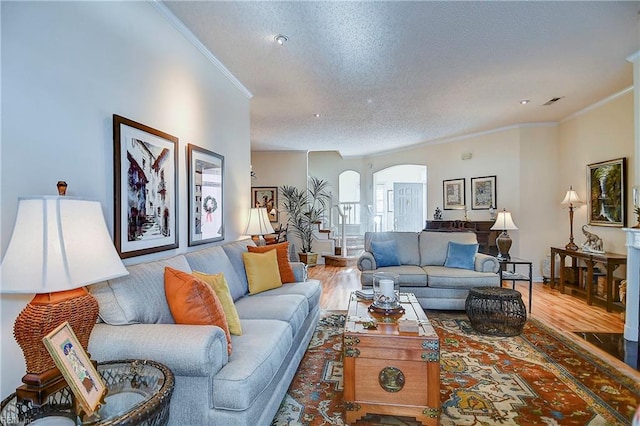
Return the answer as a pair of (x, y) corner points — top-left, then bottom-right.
(358, 231), (500, 310)
(87, 239), (321, 426)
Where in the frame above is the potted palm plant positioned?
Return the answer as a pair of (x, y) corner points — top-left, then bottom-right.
(280, 177), (331, 266)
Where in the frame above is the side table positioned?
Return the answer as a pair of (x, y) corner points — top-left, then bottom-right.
(0, 359), (174, 426)
(499, 257), (533, 312)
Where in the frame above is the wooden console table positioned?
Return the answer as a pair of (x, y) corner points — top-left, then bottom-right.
(549, 246), (626, 312)
(424, 220), (498, 256)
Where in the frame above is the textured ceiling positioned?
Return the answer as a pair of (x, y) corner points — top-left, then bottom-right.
(163, 1), (640, 157)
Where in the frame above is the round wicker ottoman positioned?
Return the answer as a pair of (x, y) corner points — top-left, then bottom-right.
(465, 287), (527, 336)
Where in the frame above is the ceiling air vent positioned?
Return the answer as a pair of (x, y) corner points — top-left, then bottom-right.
(543, 97), (564, 106)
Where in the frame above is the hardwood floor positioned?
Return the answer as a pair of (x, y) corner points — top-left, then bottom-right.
(309, 264), (639, 377)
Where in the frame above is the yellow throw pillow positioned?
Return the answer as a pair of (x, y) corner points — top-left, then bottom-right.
(192, 271), (243, 336)
(242, 250), (283, 294)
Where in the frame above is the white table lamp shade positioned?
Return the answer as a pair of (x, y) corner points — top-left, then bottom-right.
(490, 210), (518, 231)
(561, 187), (584, 206)
(1, 196), (128, 294)
(244, 207), (275, 236)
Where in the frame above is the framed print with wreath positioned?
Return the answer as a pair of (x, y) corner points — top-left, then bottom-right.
(251, 187), (278, 223)
(113, 115), (178, 258)
(470, 175), (496, 210)
(43, 322), (107, 417)
(188, 144), (224, 246)
(587, 157), (626, 227)
(443, 178), (465, 210)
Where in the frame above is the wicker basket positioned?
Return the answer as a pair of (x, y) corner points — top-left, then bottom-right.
(465, 287), (527, 337)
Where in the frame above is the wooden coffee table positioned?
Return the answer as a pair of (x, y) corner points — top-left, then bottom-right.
(343, 292), (440, 425)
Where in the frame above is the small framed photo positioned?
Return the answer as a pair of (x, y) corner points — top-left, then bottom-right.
(251, 187), (278, 223)
(187, 144), (224, 246)
(113, 115), (179, 258)
(587, 157), (626, 227)
(470, 175), (496, 210)
(443, 178), (465, 210)
(43, 322), (106, 416)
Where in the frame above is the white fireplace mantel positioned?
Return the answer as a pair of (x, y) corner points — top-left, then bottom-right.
(623, 228), (640, 341)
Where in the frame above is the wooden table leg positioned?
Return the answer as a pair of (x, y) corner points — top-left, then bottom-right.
(558, 253), (566, 293)
(586, 259), (594, 306)
(606, 261), (613, 312)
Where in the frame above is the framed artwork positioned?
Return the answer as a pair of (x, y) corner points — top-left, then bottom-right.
(188, 144), (224, 246)
(470, 175), (497, 210)
(252, 187), (278, 223)
(587, 157), (626, 227)
(387, 190), (394, 212)
(43, 322), (106, 416)
(443, 178), (465, 210)
(113, 115), (179, 258)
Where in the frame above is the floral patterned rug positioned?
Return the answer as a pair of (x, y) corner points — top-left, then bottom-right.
(272, 311), (640, 426)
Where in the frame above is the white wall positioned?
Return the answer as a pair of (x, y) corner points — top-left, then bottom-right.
(1, 1), (251, 396)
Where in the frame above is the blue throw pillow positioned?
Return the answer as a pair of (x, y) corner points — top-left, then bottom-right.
(444, 242), (478, 270)
(371, 240), (401, 267)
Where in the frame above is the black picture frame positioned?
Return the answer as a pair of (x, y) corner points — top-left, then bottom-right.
(470, 175), (497, 210)
(113, 114), (178, 258)
(443, 178), (465, 210)
(188, 144), (224, 246)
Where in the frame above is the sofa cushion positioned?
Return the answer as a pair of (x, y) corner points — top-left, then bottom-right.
(424, 265), (500, 288)
(364, 232), (420, 265)
(419, 231), (478, 266)
(250, 280), (321, 314)
(184, 245), (247, 301)
(234, 294), (308, 338)
(164, 267), (232, 355)
(444, 242), (479, 270)
(90, 255), (192, 325)
(247, 242), (296, 283)
(370, 240), (401, 267)
(192, 271), (243, 336)
(222, 238), (255, 294)
(213, 319), (292, 411)
(360, 265), (427, 287)
(242, 250), (283, 294)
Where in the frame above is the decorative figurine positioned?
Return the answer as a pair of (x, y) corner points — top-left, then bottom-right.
(434, 207), (442, 220)
(489, 205), (496, 221)
(581, 225), (604, 253)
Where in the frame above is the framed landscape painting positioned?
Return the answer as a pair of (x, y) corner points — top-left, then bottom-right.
(443, 178), (465, 210)
(470, 175), (496, 210)
(587, 157), (626, 227)
(252, 187), (278, 223)
(188, 144), (224, 246)
(113, 114), (178, 258)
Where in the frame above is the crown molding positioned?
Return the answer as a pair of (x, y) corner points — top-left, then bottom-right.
(149, 0), (253, 99)
(560, 86), (633, 123)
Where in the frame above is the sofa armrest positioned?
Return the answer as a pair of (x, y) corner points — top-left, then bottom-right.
(475, 253), (500, 273)
(357, 251), (377, 271)
(89, 323), (228, 377)
(291, 262), (308, 282)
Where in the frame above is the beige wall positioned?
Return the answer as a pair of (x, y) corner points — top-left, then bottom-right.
(255, 90), (634, 281)
(557, 91), (635, 256)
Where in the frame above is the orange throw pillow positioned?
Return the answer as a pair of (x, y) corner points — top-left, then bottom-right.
(164, 267), (232, 355)
(247, 242), (296, 283)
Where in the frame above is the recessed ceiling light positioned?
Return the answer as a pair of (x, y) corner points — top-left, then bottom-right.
(520, 99), (530, 105)
(313, 113), (321, 118)
(275, 35), (288, 45)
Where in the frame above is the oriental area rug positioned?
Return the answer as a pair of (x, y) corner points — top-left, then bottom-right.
(272, 311), (640, 426)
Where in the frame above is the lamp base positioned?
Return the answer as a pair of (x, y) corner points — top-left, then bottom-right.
(565, 242), (579, 251)
(14, 288), (99, 406)
(495, 231), (512, 261)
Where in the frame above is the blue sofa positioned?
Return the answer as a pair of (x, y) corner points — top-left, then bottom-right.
(88, 239), (321, 425)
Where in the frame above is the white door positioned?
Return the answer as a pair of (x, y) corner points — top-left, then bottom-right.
(394, 183), (423, 231)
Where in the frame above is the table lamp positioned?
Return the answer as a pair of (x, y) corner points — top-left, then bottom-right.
(561, 186), (584, 251)
(244, 207), (275, 246)
(1, 195), (128, 405)
(490, 209), (518, 260)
